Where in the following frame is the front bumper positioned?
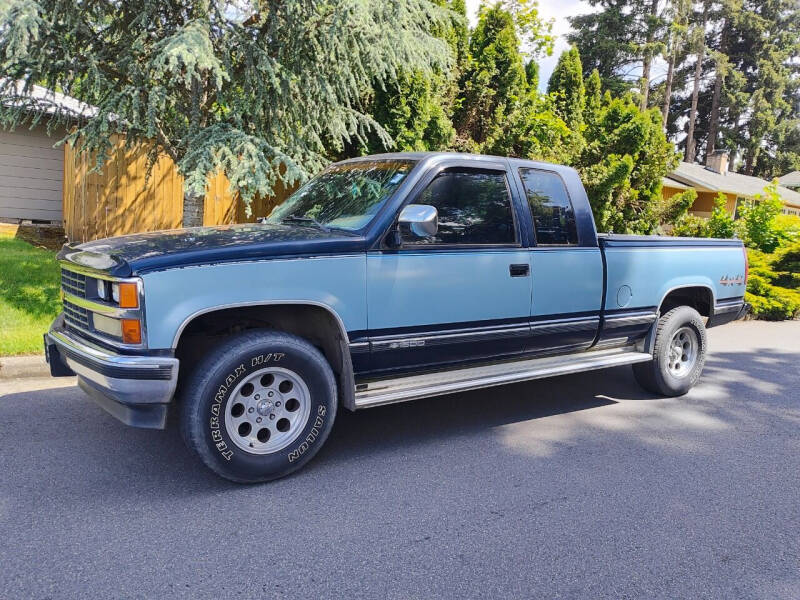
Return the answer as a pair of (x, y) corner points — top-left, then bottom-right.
(45, 317), (179, 429)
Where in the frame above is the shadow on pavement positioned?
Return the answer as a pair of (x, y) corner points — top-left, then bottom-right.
(0, 347), (797, 498)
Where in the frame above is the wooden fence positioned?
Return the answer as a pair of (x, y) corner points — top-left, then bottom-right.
(63, 136), (291, 242)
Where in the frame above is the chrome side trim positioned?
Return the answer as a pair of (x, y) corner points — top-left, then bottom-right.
(530, 316), (600, 335)
(348, 341), (370, 354)
(369, 324), (529, 352)
(171, 300), (351, 349)
(713, 299), (744, 314)
(603, 311), (658, 329)
(354, 346), (652, 409)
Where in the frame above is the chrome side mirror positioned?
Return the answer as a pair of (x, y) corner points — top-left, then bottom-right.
(398, 204), (438, 239)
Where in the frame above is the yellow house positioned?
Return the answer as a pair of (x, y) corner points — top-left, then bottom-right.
(663, 152), (800, 218)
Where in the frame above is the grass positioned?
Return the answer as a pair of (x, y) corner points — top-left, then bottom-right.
(0, 227), (62, 355)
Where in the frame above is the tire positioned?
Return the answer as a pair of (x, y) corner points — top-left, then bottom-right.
(632, 306), (707, 397)
(179, 330), (337, 483)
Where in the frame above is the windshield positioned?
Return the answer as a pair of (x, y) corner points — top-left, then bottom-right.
(265, 159), (417, 232)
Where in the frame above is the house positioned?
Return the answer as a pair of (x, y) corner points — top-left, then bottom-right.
(663, 151), (800, 218)
(0, 83), (96, 224)
(1, 84), (286, 242)
(778, 171), (800, 192)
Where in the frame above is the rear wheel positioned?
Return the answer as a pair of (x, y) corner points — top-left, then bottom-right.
(179, 330), (337, 483)
(632, 306), (707, 397)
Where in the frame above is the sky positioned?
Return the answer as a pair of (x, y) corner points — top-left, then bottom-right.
(464, 0), (592, 92)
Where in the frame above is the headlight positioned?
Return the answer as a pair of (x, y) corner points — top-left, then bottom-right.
(111, 283), (119, 303)
(97, 279), (107, 300)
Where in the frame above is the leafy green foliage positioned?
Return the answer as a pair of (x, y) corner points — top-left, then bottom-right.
(738, 182), (785, 252)
(547, 46), (584, 130)
(706, 193), (736, 238)
(745, 248), (800, 320)
(577, 91), (679, 234)
(0, 0), (454, 225)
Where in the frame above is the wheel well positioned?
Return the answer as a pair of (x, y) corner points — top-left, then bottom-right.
(659, 287), (712, 318)
(174, 304), (355, 409)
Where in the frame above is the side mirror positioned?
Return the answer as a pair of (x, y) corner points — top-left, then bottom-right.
(398, 204), (438, 239)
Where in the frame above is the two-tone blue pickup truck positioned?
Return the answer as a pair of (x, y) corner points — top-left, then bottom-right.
(46, 152), (749, 482)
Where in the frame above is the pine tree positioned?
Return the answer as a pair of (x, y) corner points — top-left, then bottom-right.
(0, 0), (453, 226)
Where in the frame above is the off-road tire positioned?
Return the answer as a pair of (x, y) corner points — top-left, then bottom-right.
(179, 330), (337, 483)
(632, 306), (707, 397)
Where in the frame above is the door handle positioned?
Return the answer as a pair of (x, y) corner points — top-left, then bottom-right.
(509, 263), (530, 277)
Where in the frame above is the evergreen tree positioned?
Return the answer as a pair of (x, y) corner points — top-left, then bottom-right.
(0, 0), (453, 226)
(453, 3), (529, 146)
(547, 47), (585, 131)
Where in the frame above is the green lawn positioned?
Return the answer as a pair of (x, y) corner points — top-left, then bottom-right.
(0, 229), (62, 355)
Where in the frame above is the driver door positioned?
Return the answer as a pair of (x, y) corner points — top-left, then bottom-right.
(365, 162), (532, 375)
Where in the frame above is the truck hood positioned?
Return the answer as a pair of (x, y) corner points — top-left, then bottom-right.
(57, 223), (365, 277)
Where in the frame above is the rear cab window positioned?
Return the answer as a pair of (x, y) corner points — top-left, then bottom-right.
(519, 168), (578, 245)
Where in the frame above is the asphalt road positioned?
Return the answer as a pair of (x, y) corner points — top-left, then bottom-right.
(1, 321), (798, 599)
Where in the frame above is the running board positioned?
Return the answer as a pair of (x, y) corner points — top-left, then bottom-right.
(353, 346), (653, 409)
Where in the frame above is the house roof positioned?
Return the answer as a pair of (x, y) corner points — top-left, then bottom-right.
(2, 81), (97, 120)
(662, 177), (690, 190)
(778, 171), (800, 188)
(666, 161), (800, 208)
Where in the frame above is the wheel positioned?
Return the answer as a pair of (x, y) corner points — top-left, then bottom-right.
(179, 330), (337, 483)
(632, 306), (707, 397)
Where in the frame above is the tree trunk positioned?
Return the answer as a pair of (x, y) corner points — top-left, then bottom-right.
(183, 190), (204, 228)
(639, 0), (660, 111)
(685, 47), (704, 162)
(661, 44), (677, 130)
(685, 3), (708, 163)
(705, 18), (729, 158)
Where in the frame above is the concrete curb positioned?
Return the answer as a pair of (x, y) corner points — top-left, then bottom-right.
(0, 355), (51, 380)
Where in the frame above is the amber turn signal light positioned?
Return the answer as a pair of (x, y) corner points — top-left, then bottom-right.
(118, 282), (139, 308)
(121, 319), (142, 344)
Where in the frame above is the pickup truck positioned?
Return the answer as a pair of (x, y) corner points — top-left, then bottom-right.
(45, 152), (749, 482)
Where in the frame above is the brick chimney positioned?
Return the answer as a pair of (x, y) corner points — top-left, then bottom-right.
(706, 150), (729, 175)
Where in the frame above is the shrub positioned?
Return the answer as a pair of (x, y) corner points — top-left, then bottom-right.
(744, 247), (800, 320)
(738, 182), (784, 252)
(671, 214), (708, 237)
(706, 193), (736, 238)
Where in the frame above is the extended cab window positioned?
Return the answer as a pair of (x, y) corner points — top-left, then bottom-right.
(519, 169), (578, 245)
(409, 169), (516, 245)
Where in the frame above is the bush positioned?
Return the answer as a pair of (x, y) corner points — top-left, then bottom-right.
(671, 214), (708, 237)
(745, 247), (800, 320)
(737, 182), (784, 252)
(706, 193), (736, 238)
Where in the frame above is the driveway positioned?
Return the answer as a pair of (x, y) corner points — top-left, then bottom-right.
(1, 321), (798, 599)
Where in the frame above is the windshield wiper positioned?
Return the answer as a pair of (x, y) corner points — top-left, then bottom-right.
(281, 214), (329, 232)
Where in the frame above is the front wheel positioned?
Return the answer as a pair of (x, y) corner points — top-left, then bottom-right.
(179, 330), (337, 483)
(632, 306), (707, 397)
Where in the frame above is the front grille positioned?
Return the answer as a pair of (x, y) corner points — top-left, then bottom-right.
(61, 268), (86, 298)
(63, 300), (90, 331)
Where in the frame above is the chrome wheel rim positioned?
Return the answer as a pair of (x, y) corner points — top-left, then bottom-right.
(224, 367), (311, 454)
(667, 326), (698, 378)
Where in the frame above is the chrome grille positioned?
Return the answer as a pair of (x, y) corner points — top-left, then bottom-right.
(63, 300), (90, 331)
(61, 268), (86, 298)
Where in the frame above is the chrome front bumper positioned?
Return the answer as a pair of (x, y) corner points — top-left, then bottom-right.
(45, 317), (179, 429)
